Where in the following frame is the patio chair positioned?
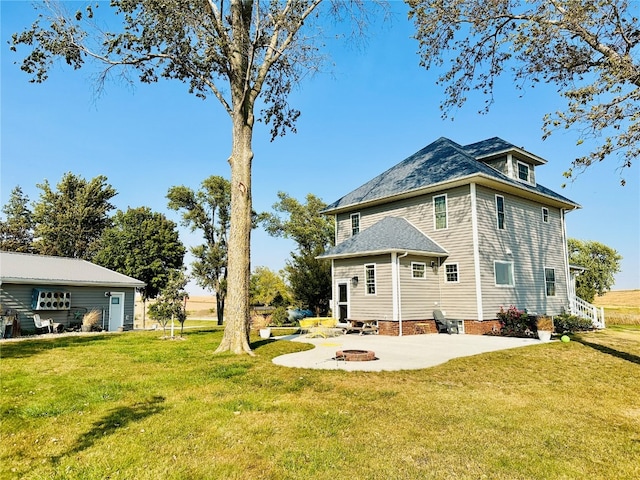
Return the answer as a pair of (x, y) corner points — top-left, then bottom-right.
(33, 314), (53, 334)
(433, 310), (459, 334)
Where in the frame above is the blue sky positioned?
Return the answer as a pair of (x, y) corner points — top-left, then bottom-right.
(2, 1), (638, 294)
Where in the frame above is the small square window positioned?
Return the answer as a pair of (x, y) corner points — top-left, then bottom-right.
(444, 264), (459, 283)
(412, 262), (426, 279)
(495, 261), (514, 287)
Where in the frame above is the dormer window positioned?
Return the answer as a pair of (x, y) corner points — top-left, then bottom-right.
(517, 161), (532, 184)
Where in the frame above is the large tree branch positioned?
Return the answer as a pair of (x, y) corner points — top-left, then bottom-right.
(251, 0), (323, 104)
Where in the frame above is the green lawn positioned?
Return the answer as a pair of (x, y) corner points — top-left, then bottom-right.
(1, 327), (639, 479)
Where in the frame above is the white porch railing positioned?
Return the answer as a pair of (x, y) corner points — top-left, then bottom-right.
(570, 296), (605, 329)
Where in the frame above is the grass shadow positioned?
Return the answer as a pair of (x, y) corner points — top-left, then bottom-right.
(54, 395), (166, 462)
(575, 338), (640, 366)
(251, 338), (276, 350)
(0, 334), (115, 359)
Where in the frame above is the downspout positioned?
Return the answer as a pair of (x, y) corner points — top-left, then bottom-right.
(331, 259), (336, 316)
(397, 252), (408, 336)
(561, 208), (573, 313)
(470, 183), (483, 321)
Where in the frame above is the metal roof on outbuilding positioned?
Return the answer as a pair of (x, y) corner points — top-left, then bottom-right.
(0, 251), (145, 288)
(318, 217), (448, 259)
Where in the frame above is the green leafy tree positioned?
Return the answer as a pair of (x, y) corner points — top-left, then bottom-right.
(568, 238), (622, 302)
(407, 0), (639, 184)
(93, 206), (186, 328)
(11, 0), (383, 354)
(0, 186), (35, 253)
(250, 266), (291, 307)
(32, 173), (117, 259)
(260, 192), (333, 315)
(148, 269), (189, 337)
(286, 249), (332, 315)
(168, 176), (230, 326)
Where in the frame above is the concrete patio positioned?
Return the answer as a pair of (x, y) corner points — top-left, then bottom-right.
(272, 333), (543, 371)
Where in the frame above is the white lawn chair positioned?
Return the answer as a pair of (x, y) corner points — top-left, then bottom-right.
(33, 314), (53, 334)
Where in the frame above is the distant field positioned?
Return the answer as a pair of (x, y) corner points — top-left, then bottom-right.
(184, 295), (217, 319)
(593, 289), (640, 325)
(134, 295), (217, 329)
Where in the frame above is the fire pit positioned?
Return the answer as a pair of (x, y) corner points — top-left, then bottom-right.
(335, 349), (376, 362)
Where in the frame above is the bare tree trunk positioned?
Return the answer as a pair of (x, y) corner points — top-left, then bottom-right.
(215, 115), (254, 355)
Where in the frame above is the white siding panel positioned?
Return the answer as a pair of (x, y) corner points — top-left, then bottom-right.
(334, 255), (393, 320)
(475, 185), (568, 319)
(334, 186), (480, 320)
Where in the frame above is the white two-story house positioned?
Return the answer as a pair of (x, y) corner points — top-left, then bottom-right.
(319, 137), (600, 335)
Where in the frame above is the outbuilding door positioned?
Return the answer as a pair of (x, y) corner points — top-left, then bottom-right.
(108, 292), (125, 331)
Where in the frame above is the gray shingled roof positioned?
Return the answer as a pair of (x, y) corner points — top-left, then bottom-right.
(318, 217), (448, 259)
(0, 252), (145, 288)
(323, 137), (578, 212)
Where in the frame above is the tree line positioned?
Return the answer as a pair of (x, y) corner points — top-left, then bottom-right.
(0, 172), (334, 321)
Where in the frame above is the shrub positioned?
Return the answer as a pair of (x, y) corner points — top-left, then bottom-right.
(270, 306), (289, 327)
(497, 306), (536, 337)
(82, 310), (102, 331)
(553, 313), (595, 333)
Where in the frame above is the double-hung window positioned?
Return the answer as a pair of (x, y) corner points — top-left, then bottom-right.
(365, 264), (376, 295)
(517, 161), (530, 183)
(496, 195), (505, 230)
(545, 268), (556, 296)
(444, 263), (459, 283)
(434, 195), (447, 230)
(494, 261), (514, 287)
(412, 262), (426, 279)
(542, 207), (549, 224)
(350, 213), (360, 236)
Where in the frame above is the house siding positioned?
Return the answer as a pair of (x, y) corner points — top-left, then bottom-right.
(334, 186), (481, 321)
(332, 183), (570, 327)
(474, 185), (568, 319)
(326, 137), (579, 335)
(0, 283), (136, 334)
(333, 255), (393, 320)
(398, 255), (439, 320)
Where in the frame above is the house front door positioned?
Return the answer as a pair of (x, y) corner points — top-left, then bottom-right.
(337, 281), (349, 322)
(108, 292), (125, 331)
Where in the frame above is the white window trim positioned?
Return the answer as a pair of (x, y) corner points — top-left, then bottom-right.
(544, 267), (556, 297)
(411, 262), (427, 279)
(350, 213), (360, 236)
(494, 260), (514, 287)
(542, 207), (549, 224)
(444, 263), (459, 283)
(433, 194), (448, 230)
(516, 160), (534, 185)
(364, 263), (376, 296)
(495, 195), (505, 230)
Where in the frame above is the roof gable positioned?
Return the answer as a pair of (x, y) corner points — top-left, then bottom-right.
(318, 217), (448, 259)
(0, 252), (145, 288)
